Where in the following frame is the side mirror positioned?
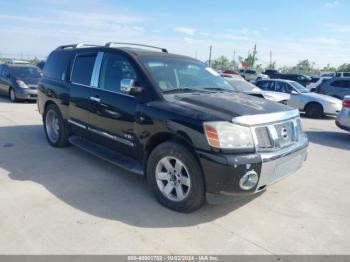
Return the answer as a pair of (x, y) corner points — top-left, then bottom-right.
(291, 90), (298, 95)
(120, 79), (143, 96)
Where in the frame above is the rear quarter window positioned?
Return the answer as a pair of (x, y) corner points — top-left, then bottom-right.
(44, 52), (70, 81)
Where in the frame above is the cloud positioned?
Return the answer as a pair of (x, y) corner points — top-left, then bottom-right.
(304, 37), (340, 45)
(173, 26), (196, 36)
(323, 1), (339, 8)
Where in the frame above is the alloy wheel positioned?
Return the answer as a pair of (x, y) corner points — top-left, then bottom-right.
(155, 156), (191, 202)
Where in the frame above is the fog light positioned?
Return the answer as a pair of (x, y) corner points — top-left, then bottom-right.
(239, 170), (259, 190)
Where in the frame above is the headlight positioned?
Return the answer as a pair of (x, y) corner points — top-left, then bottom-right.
(16, 80), (29, 89)
(203, 122), (254, 150)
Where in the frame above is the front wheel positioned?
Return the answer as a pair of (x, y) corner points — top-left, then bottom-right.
(147, 142), (205, 213)
(305, 103), (324, 118)
(43, 104), (70, 147)
(9, 88), (18, 103)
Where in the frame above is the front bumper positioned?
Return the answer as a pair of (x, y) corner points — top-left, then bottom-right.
(16, 88), (38, 100)
(197, 135), (308, 195)
(323, 102), (342, 115)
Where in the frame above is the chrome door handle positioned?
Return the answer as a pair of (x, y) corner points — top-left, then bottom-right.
(90, 96), (101, 103)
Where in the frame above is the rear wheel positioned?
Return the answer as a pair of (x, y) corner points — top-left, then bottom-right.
(9, 88), (18, 103)
(305, 103), (324, 118)
(147, 142), (205, 213)
(43, 104), (70, 147)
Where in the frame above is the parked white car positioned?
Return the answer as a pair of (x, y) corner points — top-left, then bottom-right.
(256, 79), (342, 118)
(240, 69), (269, 82)
(224, 77), (290, 104)
(307, 76), (331, 92)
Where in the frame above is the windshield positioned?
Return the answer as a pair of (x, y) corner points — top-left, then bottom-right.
(290, 81), (309, 93)
(225, 78), (260, 92)
(141, 57), (233, 93)
(10, 66), (41, 78)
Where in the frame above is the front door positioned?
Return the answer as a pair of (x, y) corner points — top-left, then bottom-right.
(88, 51), (140, 158)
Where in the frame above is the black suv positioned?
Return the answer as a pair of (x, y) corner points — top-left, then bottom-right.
(38, 43), (309, 212)
(277, 74), (312, 87)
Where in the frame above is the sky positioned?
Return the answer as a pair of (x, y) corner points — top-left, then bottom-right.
(0, 0), (349, 68)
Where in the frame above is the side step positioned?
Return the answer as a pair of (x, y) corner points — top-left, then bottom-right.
(69, 136), (144, 175)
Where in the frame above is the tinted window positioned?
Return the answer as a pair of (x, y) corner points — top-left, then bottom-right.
(331, 80), (343, 88)
(71, 54), (97, 86)
(99, 53), (138, 93)
(311, 77), (320, 83)
(44, 52), (70, 80)
(332, 80), (350, 88)
(256, 81), (269, 90)
(246, 70), (256, 74)
(275, 82), (292, 93)
(335, 73), (341, 77)
(344, 73), (350, 77)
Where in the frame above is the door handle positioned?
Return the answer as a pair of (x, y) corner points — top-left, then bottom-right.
(90, 96), (101, 103)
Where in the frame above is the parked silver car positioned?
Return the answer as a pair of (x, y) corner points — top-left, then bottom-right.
(224, 77), (290, 104)
(256, 79), (342, 118)
(336, 96), (350, 132)
(318, 77), (350, 100)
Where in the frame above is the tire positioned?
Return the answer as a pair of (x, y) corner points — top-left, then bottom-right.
(9, 88), (18, 103)
(305, 103), (324, 118)
(147, 141), (205, 213)
(43, 103), (70, 147)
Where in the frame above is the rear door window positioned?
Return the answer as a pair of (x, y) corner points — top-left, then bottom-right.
(71, 53), (97, 86)
(331, 80), (343, 88)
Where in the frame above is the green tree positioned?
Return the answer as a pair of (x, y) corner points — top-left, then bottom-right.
(211, 56), (231, 70)
(30, 57), (40, 65)
(337, 63), (350, 72)
(239, 47), (258, 69)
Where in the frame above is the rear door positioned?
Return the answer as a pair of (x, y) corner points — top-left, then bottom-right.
(68, 52), (97, 133)
(87, 51), (140, 158)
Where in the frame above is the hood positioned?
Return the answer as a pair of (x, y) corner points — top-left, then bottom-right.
(261, 91), (290, 102)
(302, 92), (342, 103)
(165, 91), (292, 121)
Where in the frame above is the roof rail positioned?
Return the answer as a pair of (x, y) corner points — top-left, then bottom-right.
(105, 42), (168, 53)
(56, 44), (100, 50)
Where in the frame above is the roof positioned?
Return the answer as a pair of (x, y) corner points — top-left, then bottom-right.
(53, 43), (197, 61)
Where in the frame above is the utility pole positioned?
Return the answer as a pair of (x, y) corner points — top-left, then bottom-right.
(233, 49), (236, 69)
(269, 50), (273, 68)
(208, 45), (212, 67)
(252, 44), (257, 68)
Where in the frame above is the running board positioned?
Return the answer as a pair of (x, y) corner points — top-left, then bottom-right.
(69, 136), (144, 175)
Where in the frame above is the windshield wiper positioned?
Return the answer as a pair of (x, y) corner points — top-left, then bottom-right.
(162, 88), (201, 94)
(203, 87), (235, 92)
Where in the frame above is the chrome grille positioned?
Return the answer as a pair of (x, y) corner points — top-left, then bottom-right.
(253, 118), (302, 152)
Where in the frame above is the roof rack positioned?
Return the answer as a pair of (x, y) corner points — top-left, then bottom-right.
(5, 59), (30, 65)
(56, 44), (101, 50)
(105, 42), (168, 53)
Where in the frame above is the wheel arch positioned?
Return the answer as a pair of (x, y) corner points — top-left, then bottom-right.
(143, 131), (205, 186)
(304, 101), (324, 112)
